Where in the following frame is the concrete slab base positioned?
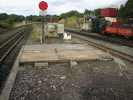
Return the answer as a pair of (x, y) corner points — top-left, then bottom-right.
(23, 44), (93, 51)
(20, 44), (113, 64)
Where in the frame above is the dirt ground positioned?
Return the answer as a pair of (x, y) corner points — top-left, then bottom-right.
(9, 60), (133, 100)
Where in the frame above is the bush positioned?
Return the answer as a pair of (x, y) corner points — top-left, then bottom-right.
(58, 19), (65, 24)
(0, 21), (9, 29)
(58, 16), (85, 28)
(65, 16), (79, 28)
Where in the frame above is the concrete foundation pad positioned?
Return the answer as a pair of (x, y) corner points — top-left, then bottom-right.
(23, 44), (93, 51)
(20, 44), (113, 63)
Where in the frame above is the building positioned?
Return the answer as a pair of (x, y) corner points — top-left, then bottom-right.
(44, 16), (59, 23)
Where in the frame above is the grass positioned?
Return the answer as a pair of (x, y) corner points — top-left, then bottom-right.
(30, 27), (42, 42)
(13, 22), (25, 27)
(13, 22), (42, 27)
(58, 16), (81, 29)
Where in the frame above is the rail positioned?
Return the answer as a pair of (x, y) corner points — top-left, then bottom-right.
(0, 24), (32, 34)
(67, 32), (133, 63)
(0, 25), (32, 65)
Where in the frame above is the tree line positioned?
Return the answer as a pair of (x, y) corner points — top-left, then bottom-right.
(0, 0), (132, 30)
(59, 9), (101, 21)
(0, 13), (25, 29)
(0, 13), (59, 30)
(59, 0), (132, 23)
(118, 0), (133, 23)
(26, 14), (59, 22)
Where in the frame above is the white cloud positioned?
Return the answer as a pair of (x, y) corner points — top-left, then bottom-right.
(0, 0), (128, 16)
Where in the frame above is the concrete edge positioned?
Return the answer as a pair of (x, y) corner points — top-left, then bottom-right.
(20, 59), (98, 64)
(0, 46), (24, 100)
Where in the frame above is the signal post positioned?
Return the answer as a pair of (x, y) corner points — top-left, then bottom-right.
(39, 1), (48, 43)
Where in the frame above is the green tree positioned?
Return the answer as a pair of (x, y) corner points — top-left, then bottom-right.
(0, 13), (8, 20)
(13, 15), (25, 22)
(118, 0), (133, 22)
(32, 17), (42, 22)
(84, 9), (94, 15)
(0, 21), (9, 29)
(94, 8), (101, 17)
(59, 10), (83, 20)
(125, 0), (133, 6)
(3, 14), (16, 27)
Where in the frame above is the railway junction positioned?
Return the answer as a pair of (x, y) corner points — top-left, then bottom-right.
(0, 23), (132, 100)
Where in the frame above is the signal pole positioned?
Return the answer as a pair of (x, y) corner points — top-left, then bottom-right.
(42, 16), (44, 43)
(39, 1), (48, 43)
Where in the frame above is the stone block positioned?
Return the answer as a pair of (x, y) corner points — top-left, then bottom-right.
(35, 62), (48, 67)
(70, 61), (77, 67)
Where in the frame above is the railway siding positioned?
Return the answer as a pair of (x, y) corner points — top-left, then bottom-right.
(65, 28), (133, 47)
(0, 26), (26, 44)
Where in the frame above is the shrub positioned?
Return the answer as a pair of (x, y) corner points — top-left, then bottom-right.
(0, 21), (9, 29)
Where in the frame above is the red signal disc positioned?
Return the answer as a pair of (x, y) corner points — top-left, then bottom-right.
(39, 1), (48, 11)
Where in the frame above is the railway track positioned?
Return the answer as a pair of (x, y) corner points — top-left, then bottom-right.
(65, 28), (133, 48)
(0, 25), (33, 94)
(34, 24), (133, 62)
(0, 25), (29, 34)
(0, 26), (31, 64)
(67, 32), (133, 63)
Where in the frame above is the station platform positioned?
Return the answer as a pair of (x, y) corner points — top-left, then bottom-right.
(20, 44), (113, 63)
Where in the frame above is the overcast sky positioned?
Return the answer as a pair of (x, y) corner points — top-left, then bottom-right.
(0, 0), (127, 16)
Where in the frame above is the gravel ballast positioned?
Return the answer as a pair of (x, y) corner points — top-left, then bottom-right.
(9, 60), (133, 100)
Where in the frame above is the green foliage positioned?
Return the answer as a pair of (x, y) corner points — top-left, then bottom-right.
(14, 15), (25, 22)
(45, 14), (51, 17)
(94, 8), (101, 17)
(26, 15), (59, 22)
(79, 17), (84, 22)
(58, 19), (65, 24)
(125, 0), (133, 6)
(3, 14), (16, 27)
(118, 0), (133, 22)
(58, 16), (79, 28)
(0, 21), (9, 29)
(0, 13), (8, 20)
(0, 13), (25, 29)
(27, 15), (33, 21)
(84, 9), (94, 15)
(59, 10), (84, 20)
(0, 13), (25, 22)
(27, 15), (42, 22)
(32, 17), (42, 22)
